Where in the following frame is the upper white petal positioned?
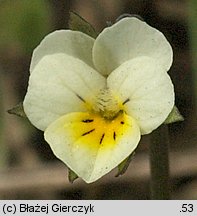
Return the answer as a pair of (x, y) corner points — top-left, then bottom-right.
(93, 17), (173, 76)
(24, 53), (106, 131)
(107, 56), (175, 134)
(30, 30), (95, 72)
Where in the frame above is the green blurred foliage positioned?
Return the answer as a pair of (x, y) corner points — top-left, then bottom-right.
(0, 0), (52, 54)
(0, 70), (7, 168)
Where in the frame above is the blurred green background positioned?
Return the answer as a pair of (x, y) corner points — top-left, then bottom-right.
(0, 0), (196, 199)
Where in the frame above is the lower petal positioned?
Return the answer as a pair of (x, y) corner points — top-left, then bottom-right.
(44, 112), (140, 183)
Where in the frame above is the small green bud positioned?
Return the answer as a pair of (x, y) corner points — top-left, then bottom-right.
(69, 11), (98, 38)
(164, 106), (184, 124)
(7, 102), (26, 118)
(115, 151), (135, 177)
(68, 168), (78, 183)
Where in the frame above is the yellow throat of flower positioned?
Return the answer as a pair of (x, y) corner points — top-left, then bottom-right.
(64, 88), (134, 152)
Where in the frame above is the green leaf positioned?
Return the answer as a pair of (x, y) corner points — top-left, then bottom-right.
(164, 106), (184, 124)
(68, 168), (78, 183)
(7, 102), (26, 118)
(115, 151), (135, 177)
(69, 11), (98, 38)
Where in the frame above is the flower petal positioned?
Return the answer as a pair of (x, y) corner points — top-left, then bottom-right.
(24, 53), (106, 131)
(93, 17), (173, 76)
(30, 30), (95, 72)
(107, 56), (174, 134)
(44, 112), (140, 183)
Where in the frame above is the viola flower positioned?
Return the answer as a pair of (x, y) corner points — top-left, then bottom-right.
(23, 17), (174, 183)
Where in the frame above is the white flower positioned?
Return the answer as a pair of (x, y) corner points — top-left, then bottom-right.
(23, 17), (174, 183)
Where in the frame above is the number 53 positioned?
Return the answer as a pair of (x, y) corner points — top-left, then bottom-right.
(181, 204), (193, 212)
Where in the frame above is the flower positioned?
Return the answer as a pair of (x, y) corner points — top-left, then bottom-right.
(23, 17), (174, 183)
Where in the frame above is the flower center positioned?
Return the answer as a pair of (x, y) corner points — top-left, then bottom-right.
(92, 88), (122, 120)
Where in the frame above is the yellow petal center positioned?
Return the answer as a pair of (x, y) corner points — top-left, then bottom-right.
(64, 111), (133, 152)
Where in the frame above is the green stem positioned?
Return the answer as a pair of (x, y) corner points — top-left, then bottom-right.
(150, 125), (170, 199)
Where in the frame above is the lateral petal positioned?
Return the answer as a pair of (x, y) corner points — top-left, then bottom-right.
(24, 53), (106, 131)
(107, 56), (174, 134)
